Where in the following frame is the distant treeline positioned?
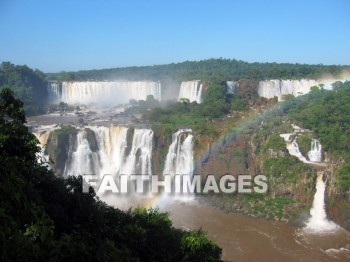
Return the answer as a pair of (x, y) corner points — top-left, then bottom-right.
(47, 58), (349, 82)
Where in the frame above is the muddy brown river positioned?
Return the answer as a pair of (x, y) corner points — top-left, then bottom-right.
(101, 195), (350, 261)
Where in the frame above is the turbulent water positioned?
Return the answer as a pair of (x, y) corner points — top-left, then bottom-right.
(65, 130), (101, 177)
(258, 79), (319, 100)
(90, 125), (129, 175)
(163, 129), (194, 177)
(306, 173), (339, 232)
(280, 134), (311, 164)
(122, 129), (153, 175)
(280, 134), (325, 165)
(63, 126), (154, 177)
(226, 81), (236, 94)
(48, 81), (162, 105)
(308, 138), (322, 162)
(33, 125), (57, 166)
(178, 81), (203, 103)
(280, 131), (340, 234)
(258, 78), (350, 100)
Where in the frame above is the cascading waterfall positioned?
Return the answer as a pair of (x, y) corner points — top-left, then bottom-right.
(280, 132), (339, 232)
(162, 129), (194, 201)
(33, 130), (52, 166)
(122, 129), (154, 175)
(258, 78), (350, 100)
(308, 138), (322, 162)
(64, 130), (101, 177)
(280, 134), (310, 164)
(47, 81), (161, 105)
(226, 81), (236, 94)
(289, 139), (310, 164)
(47, 81), (61, 103)
(306, 173), (338, 232)
(163, 129), (194, 177)
(178, 81), (203, 103)
(63, 126), (154, 177)
(33, 125), (59, 166)
(90, 125), (128, 175)
(258, 79), (319, 100)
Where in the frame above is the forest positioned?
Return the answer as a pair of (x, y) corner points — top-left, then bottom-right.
(284, 81), (350, 190)
(47, 58), (349, 81)
(0, 62), (48, 115)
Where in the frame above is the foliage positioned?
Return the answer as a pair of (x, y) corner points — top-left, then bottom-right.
(264, 156), (309, 183)
(295, 135), (312, 157)
(337, 156), (350, 190)
(144, 79), (235, 136)
(0, 62), (48, 115)
(47, 58), (348, 82)
(265, 134), (286, 152)
(0, 88), (222, 261)
(285, 81), (350, 153)
(283, 81), (350, 191)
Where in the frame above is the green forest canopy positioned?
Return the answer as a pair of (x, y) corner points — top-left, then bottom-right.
(47, 58), (349, 81)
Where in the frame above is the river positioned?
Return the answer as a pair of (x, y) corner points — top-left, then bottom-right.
(100, 194), (350, 261)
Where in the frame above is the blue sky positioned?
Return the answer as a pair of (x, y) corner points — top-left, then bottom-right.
(0, 0), (349, 72)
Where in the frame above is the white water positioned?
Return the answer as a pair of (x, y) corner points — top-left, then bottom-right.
(33, 125), (59, 167)
(122, 129), (154, 175)
(258, 78), (350, 100)
(163, 129), (194, 177)
(280, 134), (325, 165)
(306, 173), (339, 232)
(226, 81), (236, 94)
(308, 138), (322, 162)
(48, 81), (161, 105)
(178, 81), (203, 103)
(90, 125), (128, 175)
(64, 130), (101, 177)
(47, 82), (61, 103)
(258, 79), (319, 100)
(280, 134), (311, 164)
(280, 132), (339, 233)
(63, 126), (154, 178)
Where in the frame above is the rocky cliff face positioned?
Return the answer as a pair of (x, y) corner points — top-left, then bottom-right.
(325, 160), (350, 230)
(193, 125), (316, 223)
(45, 126), (78, 176)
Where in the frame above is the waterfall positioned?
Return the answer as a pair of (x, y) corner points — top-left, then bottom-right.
(33, 130), (51, 166)
(47, 81), (61, 104)
(280, 134), (325, 165)
(90, 125), (128, 175)
(47, 81), (161, 105)
(258, 78), (350, 100)
(178, 81), (203, 103)
(226, 81), (236, 94)
(308, 139), (322, 162)
(163, 129), (194, 177)
(33, 130), (51, 147)
(64, 130), (101, 177)
(63, 126), (154, 177)
(289, 139), (310, 164)
(306, 173), (338, 232)
(258, 79), (319, 100)
(162, 129), (194, 201)
(280, 134), (310, 164)
(122, 129), (154, 175)
(280, 131), (338, 232)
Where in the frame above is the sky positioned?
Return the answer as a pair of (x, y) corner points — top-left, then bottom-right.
(0, 0), (349, 72)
